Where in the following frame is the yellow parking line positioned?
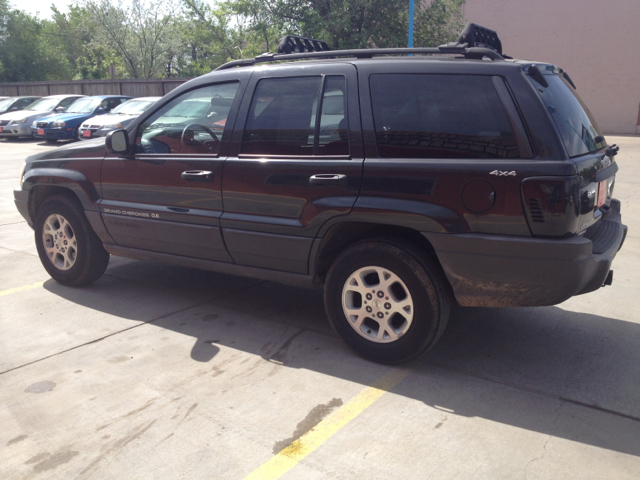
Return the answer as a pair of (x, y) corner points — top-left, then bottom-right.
(244, 368), (410, 480)
(0, 281), (45, 297)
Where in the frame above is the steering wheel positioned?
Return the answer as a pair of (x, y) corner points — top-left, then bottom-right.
(319, 123), (339, 135)
(180, 123), (220, 151)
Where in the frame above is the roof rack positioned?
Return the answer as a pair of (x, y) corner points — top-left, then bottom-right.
(215, 23), (505, 71)
(277, 35), (332, 54)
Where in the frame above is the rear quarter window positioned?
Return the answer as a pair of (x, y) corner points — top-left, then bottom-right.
(530, 73), (605, 157)
(369, 74), (519, 159)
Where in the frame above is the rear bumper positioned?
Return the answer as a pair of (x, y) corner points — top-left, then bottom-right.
(424, 199), (627, 307)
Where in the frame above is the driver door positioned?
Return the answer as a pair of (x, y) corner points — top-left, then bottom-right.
(100, 77), (248, 261)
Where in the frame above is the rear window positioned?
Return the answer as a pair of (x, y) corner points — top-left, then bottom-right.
(369, 74), (519, 159)
(530, 73), (605, 157)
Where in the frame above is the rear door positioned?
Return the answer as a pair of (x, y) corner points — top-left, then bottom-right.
(357, 68), (537, 237)
(221, 63), (364, 273)
(100, 73), (249, 261)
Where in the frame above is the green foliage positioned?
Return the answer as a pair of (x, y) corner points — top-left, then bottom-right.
(0, 0), (466, 82)
(82, 0), (182, 79)
(0, 9), (72, 81)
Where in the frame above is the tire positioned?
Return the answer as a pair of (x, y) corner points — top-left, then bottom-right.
(34, 195), (110, 286)
(324, 239), (451, 364)
(73, 127), (80, 142)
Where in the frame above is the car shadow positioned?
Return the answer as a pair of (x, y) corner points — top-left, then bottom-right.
(43, 259), (640, 458)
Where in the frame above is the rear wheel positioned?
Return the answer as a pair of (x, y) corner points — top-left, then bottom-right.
(35, 195), (110, 286)
(324, 239), (451, 364)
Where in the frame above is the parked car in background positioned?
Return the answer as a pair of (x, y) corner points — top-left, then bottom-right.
(31, 95), (132, 143)
(78, 96), (161, 140)
(0, 95), (83, 140)
(0, 97), (41, 115)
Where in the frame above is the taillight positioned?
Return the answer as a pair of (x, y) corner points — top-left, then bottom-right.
(521, 176), (580, 237)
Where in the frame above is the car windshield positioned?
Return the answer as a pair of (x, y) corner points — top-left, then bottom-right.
(112, 100), (156, 115)
(0, 98), (14, 110)
(66, 98), (102, 114)
(25, 97), (62, 111)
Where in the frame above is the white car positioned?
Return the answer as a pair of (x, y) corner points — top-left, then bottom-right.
(78, 97), (161, 140)
(0, 95), (84, 139)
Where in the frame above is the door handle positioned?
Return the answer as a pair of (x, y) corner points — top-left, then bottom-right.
(181, 170), (214, 182)
(309, 174), (348, 188)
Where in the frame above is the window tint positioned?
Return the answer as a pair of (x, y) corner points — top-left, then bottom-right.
(370, 74), (519, 159)
(316, 76), (348, 156)
(59, 97), (79, 109)
(136, 82), (239, 155)
(242, 77), (321, 156)
(242, 76), (348, 157)
(530, 73), (604, 157)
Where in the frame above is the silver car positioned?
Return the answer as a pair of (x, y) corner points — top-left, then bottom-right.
(78, 96), (161, 140)
(0, 96), (41, 115)
(0, 95), (84, 139)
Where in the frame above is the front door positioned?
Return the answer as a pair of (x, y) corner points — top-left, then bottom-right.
(100, 74), (249, 262)
(221, 64), (364, 273)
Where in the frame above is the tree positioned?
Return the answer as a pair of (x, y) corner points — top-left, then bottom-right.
(414, 0), (466, 48)
(0, 8), (72, 82)
(82, 0), (182, 78)
(228, 0), (465, 51)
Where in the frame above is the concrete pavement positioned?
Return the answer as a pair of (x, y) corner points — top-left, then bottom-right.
(1, 136), (639, 479)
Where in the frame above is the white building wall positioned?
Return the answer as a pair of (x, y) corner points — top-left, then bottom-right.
(462, 0), (640, 134)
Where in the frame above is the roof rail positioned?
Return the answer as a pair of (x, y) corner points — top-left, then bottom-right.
(215, 46), (503, 71)
(215, 23), (505, 71)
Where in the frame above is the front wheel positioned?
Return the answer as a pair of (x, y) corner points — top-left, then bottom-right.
(324, 240), (451, 364)
(35, 195), (110, 286)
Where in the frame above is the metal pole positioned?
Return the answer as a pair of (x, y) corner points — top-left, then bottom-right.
(408, 0), (415, 48)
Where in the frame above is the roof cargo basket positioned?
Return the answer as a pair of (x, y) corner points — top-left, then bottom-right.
(277, 35), (332, 54)
(457, 23), (502, 54)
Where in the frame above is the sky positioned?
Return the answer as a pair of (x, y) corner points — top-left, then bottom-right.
(13, 0), (71, 19)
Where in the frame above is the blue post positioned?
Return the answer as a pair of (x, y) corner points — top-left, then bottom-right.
(408, 0), (415, 49)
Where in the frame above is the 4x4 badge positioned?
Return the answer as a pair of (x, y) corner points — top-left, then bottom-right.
(490, 170), (516, 176)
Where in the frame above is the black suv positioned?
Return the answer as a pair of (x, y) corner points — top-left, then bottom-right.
(14, 24), (627, 363)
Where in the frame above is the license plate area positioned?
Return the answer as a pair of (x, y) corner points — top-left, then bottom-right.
(37, 128), (45, 135)
(82, 130), (92, 138)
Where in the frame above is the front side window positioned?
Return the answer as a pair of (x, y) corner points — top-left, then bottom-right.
(136, 82), (239, 155)
(66, 98), (103, 114)
(370, 74), (519, 159)
(58, 96), (81, 110)
(241, 75), (348, 157)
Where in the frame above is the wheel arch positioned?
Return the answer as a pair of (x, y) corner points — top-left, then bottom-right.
(24, 168), (99, 221)
(313, 221), (444, 284)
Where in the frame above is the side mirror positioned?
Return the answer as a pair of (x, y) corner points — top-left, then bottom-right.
(9, 107), (18, 111)
(55, 106), (65, 112)
(96, 107), (106, 114)
(105, 129), (131, 156)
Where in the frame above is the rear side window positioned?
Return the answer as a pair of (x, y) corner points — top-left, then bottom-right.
(242, 76), (348, 157)
(530, 74), (605, 157)
(370, 74), (519, 159)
